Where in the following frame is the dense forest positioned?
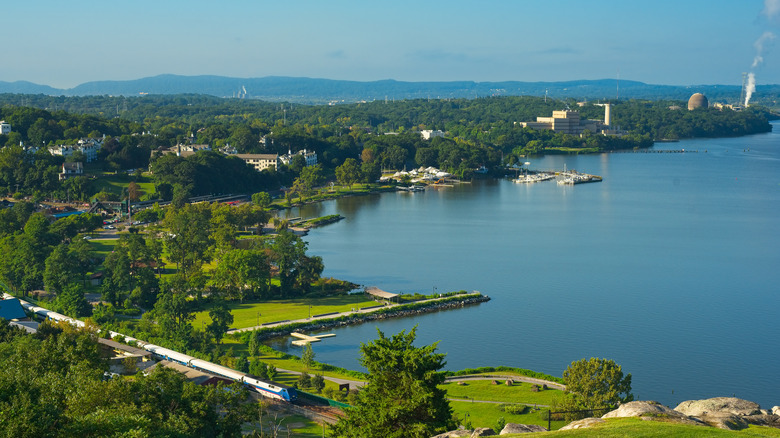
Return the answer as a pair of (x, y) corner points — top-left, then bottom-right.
(0, 94), (774, 201)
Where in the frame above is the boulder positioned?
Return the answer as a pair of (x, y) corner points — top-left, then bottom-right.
(499, 423), (547, 434)
(558, 418), (605, 430)
(431, 429), (471, 438)
(674, 397), (761, 417)
(602, 400), (701, 425)
(773, 406), (780, 416)
(470, 427), (496, 437)
(692, 412), (749, 430)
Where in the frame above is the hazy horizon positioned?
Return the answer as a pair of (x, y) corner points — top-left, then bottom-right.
(3, 0), (778, 89)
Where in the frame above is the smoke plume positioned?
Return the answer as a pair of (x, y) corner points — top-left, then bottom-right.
(763, 0), (780, 21)
(745, 72), (756, 107)
(744, 1), (779, 106)
(752, 31), (776, 68)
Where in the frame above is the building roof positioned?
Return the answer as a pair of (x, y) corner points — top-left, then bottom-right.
(365, 286), (399, 300)
(0, 298), (28, 320)
(97, 338), (152, 357)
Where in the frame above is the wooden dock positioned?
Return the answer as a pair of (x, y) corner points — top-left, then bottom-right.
(290, 332), (336, 346)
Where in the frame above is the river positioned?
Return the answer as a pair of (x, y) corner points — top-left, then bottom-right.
(274, 121), (780, 408)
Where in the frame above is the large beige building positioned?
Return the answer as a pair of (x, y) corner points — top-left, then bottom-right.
(517, 106), (616, 136)
(235, 154), (279, 172)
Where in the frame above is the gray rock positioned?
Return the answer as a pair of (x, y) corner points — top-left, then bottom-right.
(603, 401), (685, 419)
(499, 423), (547, 434)
(773, 406), (780, 416)
(431, 430), (471, 438)
(470, 427), (496, 437)
(558, 418), (605, 430)
(674, 397), (761, 417)
(693, 412), (749, 430)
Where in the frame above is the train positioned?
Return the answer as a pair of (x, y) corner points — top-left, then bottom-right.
(2, 292), (297, 402)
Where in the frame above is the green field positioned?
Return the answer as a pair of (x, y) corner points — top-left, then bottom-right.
(193, 294), (378, 329)
(508, 417), (780, 437)
(91, 172), (157, 198)
(450, 400), (566, 432)
(442, 379), (561, 406)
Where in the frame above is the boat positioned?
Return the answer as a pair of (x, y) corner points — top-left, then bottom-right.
(512, 172), (555, 183)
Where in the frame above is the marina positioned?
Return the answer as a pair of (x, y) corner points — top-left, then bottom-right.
(285, 122), (780, 409)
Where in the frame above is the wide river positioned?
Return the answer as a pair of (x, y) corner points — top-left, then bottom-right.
(275, 121), (780, 408)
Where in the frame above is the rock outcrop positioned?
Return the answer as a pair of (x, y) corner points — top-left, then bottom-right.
(673, 397), (777, 430)
(675, 397), (762, 417)
(602, 400), (704, 426)
(558, 417), (605, 430)
(469, 427), (495, 437)
(499, 423), (547, 434)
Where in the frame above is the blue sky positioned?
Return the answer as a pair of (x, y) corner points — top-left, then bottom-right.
(3, 0), (778, 88)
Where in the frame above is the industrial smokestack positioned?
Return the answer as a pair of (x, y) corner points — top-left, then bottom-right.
(604, 104), (611, 126)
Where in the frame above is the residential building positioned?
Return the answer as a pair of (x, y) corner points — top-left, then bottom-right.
(235, 154), (279, 172)
(0, 120), (10, 135)
(420, 129), (445, 140)
(279, 149), (317, 167)
(59, 162), (84, 180)
(49, 138), (102, 162)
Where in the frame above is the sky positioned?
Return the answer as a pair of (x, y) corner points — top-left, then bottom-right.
(2, 0), (779, 89)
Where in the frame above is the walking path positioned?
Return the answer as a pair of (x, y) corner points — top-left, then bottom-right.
(227, 292), (483, 335)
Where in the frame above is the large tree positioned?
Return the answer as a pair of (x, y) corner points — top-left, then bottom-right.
(562, 357), (633, 411)
(329, 327), (453, 438)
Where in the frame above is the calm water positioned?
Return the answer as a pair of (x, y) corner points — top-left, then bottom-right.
(276, 122), (780, 408)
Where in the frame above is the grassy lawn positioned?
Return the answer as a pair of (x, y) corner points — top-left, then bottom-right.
(450, 400), (566, 432)
(510, 417), (780, 437)
(88, 238), (120, 256)
(441, 379), (561, 406)
(193, 295), (378, 329)
(91, 173), (156, 197)
(243, 414), (326, 438)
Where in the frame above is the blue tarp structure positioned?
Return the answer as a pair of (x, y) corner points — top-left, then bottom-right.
(0, 298), (27, 320)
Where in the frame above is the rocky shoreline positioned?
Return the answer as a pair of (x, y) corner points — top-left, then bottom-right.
(250, 294), (490, 341)
(433, 397), (780, 437)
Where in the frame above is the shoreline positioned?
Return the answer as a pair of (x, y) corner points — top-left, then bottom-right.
(232, 293), (490, 341)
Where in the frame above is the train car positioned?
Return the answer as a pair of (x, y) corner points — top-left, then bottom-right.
(2, 293), (296, 403)
(189, 358), (296, 401)
(189, 358), (247, 382)
(243, 375), (297, 402)
(142, 344), (195, 366)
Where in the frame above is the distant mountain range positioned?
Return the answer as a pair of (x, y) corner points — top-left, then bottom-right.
(1, 74), (778, 105)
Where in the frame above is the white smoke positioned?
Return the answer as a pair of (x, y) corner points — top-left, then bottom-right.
(745, 72), (756, 107)
(744, 1), (778, 107)
(752, 31), (776, 68)
(762, 0), (780, 21)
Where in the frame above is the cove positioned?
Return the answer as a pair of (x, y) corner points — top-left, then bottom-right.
(275, 121), (780, 408)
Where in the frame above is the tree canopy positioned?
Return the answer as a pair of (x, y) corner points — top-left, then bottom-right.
(562, 357), (633, 411)
(329, 327), (453, 438)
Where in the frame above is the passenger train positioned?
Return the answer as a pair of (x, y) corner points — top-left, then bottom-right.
(2, 293), (297, 402)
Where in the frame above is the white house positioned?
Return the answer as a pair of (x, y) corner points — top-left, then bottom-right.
(0, 121), (11, 135)
(420, 130), (444, 140)
(279, 149), (317, 167)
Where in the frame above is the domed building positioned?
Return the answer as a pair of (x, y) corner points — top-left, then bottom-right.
(688, 93), (708, 110)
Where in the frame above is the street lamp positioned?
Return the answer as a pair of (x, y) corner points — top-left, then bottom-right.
(309, 305), (312, 319)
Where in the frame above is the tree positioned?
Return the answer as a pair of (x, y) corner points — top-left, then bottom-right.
(562, 357), (633, 411)
(329, 327), (453, 438)
(335, 158), (360, 188)
(270, 229), (308, 297)
(251, 191), (272, 209)
(301, 342), (315, 370)
(207, 299), (234, 344)
(311, 373), (325, 393)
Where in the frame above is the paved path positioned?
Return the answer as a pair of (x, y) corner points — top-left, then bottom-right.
(446, 374), (565, 391)
(228, 292), (481, 335)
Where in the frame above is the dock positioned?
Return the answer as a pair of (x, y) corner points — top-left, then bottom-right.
(290, 332), (336, 346)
